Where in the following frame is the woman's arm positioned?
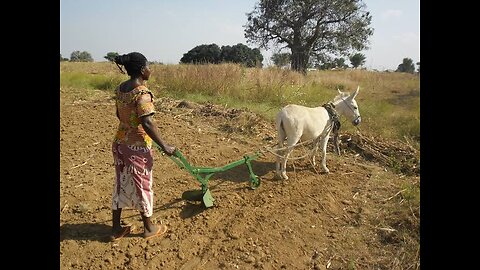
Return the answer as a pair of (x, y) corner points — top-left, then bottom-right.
(140, 115), (176, 155)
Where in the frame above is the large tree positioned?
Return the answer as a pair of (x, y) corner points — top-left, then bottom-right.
(244, 0), (373, 74)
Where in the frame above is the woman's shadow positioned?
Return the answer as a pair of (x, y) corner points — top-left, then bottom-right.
(60, 223), (122, 243)
(60, 196), (206, 243)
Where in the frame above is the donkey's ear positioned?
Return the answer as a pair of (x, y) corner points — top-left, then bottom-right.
(337, 87), (342, 94)
(351, 86), (360, 99)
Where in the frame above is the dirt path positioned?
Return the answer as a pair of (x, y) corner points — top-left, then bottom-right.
(60, 90), (419, 269)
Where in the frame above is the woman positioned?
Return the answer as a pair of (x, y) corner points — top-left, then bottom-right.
(110, 52), (176, 241)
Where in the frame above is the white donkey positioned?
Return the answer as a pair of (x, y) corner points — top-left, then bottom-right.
(275, 86), (361, 179)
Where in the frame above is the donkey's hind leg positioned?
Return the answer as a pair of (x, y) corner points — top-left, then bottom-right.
(281, 137), (300, 180)
(275, 145), (285, 179)
(280, 146), (294, 180)
(275, 128), (287, 179)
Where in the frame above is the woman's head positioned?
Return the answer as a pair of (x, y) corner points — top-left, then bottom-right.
(114, 52), (151, 80)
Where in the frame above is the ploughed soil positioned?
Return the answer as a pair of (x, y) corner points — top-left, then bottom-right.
(60, 88), (420, 270)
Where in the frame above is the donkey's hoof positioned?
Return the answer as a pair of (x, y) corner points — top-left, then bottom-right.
(281, 173), (289, 180)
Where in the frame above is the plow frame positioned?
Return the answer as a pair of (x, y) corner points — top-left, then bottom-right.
(158, 146), (261, 208)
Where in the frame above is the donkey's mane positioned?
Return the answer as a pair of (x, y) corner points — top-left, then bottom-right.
(333, 92), (350, 102)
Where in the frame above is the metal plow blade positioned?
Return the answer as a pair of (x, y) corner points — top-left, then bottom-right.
(182, 189), (215, 208)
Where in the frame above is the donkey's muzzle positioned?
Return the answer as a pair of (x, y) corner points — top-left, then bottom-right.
(353, 117), (361, 126)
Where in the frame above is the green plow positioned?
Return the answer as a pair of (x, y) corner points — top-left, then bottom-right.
(155, 143), (261, 208)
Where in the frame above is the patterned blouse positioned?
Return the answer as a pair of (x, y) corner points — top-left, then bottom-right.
(113, 85), (155, 148)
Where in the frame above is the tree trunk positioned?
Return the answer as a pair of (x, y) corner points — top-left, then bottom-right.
(290, 48), (309, 75)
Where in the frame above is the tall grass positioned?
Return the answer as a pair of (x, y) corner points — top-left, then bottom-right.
(60, 62), (420, 145)
(150, 64), (308, 105)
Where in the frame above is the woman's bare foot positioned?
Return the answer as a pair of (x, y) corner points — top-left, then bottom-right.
(109, 225), (132, 241)
(143, 224), (168, 240)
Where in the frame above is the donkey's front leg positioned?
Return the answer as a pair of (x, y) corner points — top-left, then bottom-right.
(320, 136), (330, 173)
(332, 131), (340, 155)
(311, 140), (320, 168)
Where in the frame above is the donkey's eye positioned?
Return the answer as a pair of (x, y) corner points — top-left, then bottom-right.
(353, 106), (358, 110)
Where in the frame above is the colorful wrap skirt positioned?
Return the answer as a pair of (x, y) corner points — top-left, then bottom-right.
(112, 142), (154, 217)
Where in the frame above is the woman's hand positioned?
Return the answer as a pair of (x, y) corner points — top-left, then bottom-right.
(162, 144), (176, 156)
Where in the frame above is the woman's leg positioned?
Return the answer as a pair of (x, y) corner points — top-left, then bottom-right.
(141, 212), (167, 239)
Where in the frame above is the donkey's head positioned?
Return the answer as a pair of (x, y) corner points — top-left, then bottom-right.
(334, 86), (361, 126)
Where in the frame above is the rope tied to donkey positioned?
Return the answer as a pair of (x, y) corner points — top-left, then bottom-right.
(322, 102), (341, 134)
(322, 102), (341, 154)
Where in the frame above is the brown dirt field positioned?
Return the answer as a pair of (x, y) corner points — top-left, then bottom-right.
(60, 88), (420, 270)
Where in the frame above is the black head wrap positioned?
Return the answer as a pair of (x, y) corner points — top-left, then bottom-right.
(114, 52), (148, 76)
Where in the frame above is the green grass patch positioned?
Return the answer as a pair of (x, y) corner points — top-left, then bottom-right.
(60, 71), (123, 92)
(401, 182), (420, 204)
(90, 75), (124, 91)
(60, 72), (93, 89)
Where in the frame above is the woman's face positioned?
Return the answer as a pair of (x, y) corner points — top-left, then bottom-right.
(141, 65), (151, 80)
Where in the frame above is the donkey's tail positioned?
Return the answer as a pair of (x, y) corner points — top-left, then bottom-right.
(275, 111), (286, 145)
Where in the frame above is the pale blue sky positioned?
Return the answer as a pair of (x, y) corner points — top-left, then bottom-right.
(60, 0), (419, 71)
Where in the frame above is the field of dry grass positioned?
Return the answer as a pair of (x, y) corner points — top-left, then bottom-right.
(60, 62), (420, 145)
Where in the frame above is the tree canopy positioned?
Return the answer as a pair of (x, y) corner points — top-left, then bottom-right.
(104, 52), (119, 62)
(315, 56), (348, 70)
(70, 51), (93, 62)
(244, 0), (373, 73)
(220, 43), (263, 67)
(180, 44), (222, 64)
(396, 58), (415, 74)
(349, 53), (366, 68)
(271, 52), (291, 68)
(180, 43), (263, 67)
